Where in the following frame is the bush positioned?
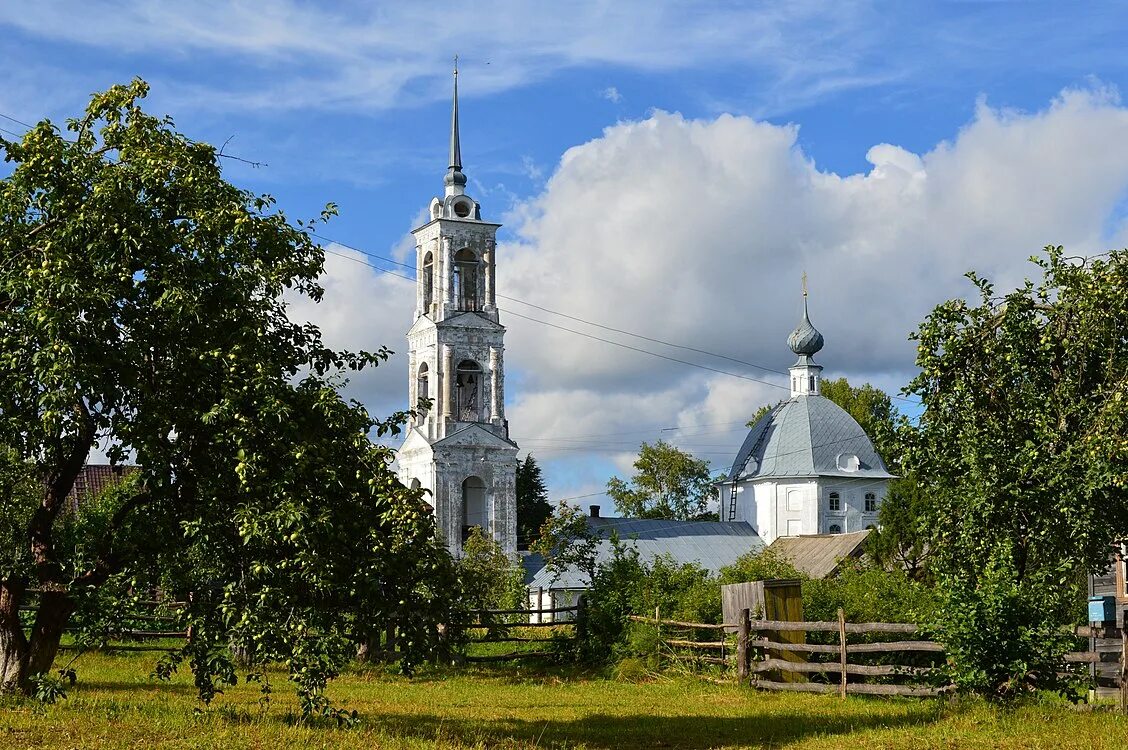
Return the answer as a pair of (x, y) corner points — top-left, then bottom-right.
(456, 527), (525, 613)
(930, 550), (1085, 700)
(803, 560), (938, 624)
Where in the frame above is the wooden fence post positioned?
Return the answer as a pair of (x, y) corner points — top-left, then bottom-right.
(737, 608), (751, 683)
(837, 607), (847, 699)
(1120, 621), (1127, 714)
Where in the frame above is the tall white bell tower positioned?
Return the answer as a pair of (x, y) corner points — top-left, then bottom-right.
(397, 65), (518, 557)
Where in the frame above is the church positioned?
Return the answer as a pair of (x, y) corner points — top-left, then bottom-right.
(721, 292), (894, 544)
(396, 70), (519, 557)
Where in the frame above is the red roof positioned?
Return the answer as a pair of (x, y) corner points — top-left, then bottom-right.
(66, 464), (138, 511)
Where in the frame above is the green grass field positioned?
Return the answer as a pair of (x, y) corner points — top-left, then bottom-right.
(1, 651), (1125, 749)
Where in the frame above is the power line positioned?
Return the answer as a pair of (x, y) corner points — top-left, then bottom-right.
(313, 232), (922, 405)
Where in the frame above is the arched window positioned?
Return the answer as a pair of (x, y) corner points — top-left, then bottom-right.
(809, 375), (816, 393)
(828, 524), (842, 535)
(416, 363), (430, 411)
(422, 251), (434, 310)
(462, 475), (486, 541)
(456, 359), (483, 422)
(864, 492), (877, 513)
(452, 248), (482, 311)
(828, 491), (841, 512)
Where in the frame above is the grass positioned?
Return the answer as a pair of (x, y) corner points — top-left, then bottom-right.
(1, 651), (1126, 749)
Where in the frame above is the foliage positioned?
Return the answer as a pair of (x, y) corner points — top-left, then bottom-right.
(0, 79), (457, 710)
(531, 502), (603, 586)
(515, 455), (552, 550)
(456, 527), (524, 612)
(802, 560), (938, 625)
(717, 548), (804, 587)
(903, 246), (1128, 698)
(820, 377), (899, 464)
(929, 548), (1085, 699)
(867, 475), (933, 581)
(606, 440), (716, 521)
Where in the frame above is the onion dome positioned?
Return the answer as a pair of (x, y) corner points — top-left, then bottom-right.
(787, 298), (824, 357)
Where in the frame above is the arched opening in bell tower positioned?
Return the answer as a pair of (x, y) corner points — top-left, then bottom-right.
(455, 359), (483, 422)
(461, 475), (486, 542)
(452, 248), (482, 311)
(416, 362), (430, 412)
(422, 251), (434, 310)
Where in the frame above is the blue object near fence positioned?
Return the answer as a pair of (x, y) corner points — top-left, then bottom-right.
(1089, 595), (1117, 625)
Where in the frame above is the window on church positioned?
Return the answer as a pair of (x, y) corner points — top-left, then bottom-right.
(829, 524), (842, 535)
(456, 359), (483, 422)
(828, 491), (841, 512)
(809, 375), (816, 392)
(462, 475), (486, 542)
(416, 363), (430, 411)
(422, 251), (434, 310)
(865, 492), (877, 513)
(453, 248), (482, 311)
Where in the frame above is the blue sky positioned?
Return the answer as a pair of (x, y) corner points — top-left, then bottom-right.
(4, 2), (1128, 508)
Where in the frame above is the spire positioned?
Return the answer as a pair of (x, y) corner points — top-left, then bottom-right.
(444, 57), (467, 194)
(787, 275), (824, 397)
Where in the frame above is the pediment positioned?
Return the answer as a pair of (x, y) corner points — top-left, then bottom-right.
(433, 423), (519, 450)
(398, 427), (435, 456)
(407, 315), (437, 337)
(441, 311), (504, 331)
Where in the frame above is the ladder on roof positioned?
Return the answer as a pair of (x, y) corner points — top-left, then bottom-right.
(727, 479), (739, 522)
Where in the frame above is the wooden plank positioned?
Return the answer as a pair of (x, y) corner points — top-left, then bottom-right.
(463, 651), (554, 663)
(627, 615), (731, 630)
(753, 659), (931, 677)
(751, 619), (918, 634)
(1064, 651), (1101, 663)
(847, 683), (948, 698)
(461, 621), (572, 629)
(750, 639), (841, 654)
(765, 582), (806, 684)
(664, 639), (727, 649)
(847, 640), (944, 654)
(471, 606), (578, 617)
(1076, 625), (1124, 638)
(752, 679), (837, 694)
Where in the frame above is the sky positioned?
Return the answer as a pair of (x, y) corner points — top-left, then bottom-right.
(4, 2), (1128, 511)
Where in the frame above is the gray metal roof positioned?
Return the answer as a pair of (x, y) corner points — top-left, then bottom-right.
(526, 517), (764, 591)
(727, 395), (894, 481)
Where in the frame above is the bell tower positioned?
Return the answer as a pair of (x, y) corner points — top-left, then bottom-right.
(397, 65), (518, 557)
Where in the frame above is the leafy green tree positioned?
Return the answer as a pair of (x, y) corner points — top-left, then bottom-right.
(820, 377), (898, 464)
(0, 80), (456, 710)
(515, 454), (552, 550)
(903, 246), (1128, 698)
(867, 474), (932, 580)
(456, 526), (525, 612)
(607, 441), (715, 521)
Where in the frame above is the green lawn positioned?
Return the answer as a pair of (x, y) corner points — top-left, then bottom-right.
(1, 651), (1125, 749)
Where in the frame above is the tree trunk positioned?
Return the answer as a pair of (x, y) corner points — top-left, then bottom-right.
(25, 589), (73, 678)
(0, 581), (29, 693)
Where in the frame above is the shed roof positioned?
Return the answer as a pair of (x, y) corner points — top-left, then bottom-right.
(526, 517), (764, 590)
(766, 530), (871, 579)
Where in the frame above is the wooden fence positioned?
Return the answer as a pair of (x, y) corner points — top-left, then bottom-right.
(631, 610), (1128, 705)
(455, 604), (580, 663)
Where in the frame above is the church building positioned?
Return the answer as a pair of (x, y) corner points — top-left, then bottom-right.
(721, 290), (894, 544)
(397, 70), (519, 557)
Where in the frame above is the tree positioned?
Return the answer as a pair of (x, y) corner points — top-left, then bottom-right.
(866, 475), (932, 581)
(607, 441), (715, 521)
(456, 526), (525, 611)
(0, 80), (456, 710)
(903, 246), (1128, 698)
(820, 377), (898, 464)
(515, 454), (551, 550)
